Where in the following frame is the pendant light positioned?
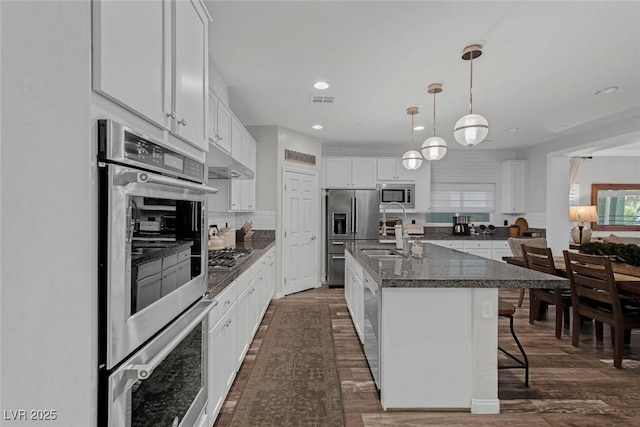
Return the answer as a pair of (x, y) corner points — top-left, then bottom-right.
(421, 83), (448, 161)
(453, 44), (489, 147)
(401, 107), (423, 170)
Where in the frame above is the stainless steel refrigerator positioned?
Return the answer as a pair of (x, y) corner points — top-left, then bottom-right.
(326, 189), (379, 287)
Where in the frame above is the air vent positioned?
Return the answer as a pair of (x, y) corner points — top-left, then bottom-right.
(309, 95), (334, 104)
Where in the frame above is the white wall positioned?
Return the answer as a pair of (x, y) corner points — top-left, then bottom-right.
(1, 2), (95, 426)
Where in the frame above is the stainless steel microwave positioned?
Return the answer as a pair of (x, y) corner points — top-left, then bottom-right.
(378, 183), (415, 209)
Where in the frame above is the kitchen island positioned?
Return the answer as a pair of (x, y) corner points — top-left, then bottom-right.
(345, 241), (567, 414)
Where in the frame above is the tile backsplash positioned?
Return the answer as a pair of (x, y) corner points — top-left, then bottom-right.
(208, 210), (276, 230)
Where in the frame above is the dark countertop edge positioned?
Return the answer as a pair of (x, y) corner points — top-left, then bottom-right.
(206, 239), (276, 298)
(346, 241), (567, 290)
(131, 241), (194, 267)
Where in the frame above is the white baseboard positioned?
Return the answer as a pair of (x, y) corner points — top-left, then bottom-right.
(471, 398), (500, 414)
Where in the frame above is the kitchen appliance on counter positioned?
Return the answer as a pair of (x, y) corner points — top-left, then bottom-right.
(377, 183), (415, 209)
(326, 189), (379, 287)
(97, 119), (219, 426)
(453, 215), (471, 236)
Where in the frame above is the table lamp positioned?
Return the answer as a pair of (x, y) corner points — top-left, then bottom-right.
(569, 205), (598, 246)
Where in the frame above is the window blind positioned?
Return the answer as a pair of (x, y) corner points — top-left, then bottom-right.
(430, 182), (495, 212)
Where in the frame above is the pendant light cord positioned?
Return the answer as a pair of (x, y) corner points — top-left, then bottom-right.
(411, 112), (415, 148)
(469, 54), (474, 114)
(432, 91), (437, 137)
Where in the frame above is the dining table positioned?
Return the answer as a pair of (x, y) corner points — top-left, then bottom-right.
(503, 256), (640, 302)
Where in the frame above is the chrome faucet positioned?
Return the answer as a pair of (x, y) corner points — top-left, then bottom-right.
(381, 202), (408, 238)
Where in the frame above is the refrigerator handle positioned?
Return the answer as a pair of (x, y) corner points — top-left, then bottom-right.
(353, 197), (358, 234)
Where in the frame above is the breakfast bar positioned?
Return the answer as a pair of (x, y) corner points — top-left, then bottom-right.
(345, 241), (568, 414)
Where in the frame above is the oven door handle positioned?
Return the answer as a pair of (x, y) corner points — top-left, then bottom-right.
(117, 171), (218, 194)
(125, 298), (218, 381)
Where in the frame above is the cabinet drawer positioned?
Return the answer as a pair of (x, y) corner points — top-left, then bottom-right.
(178, 249), (191, 263)
(209, 281), (237, 329)
(162, 253), (179, 269)
(137, 259), (162, 280)
(492, 241), (509, 250)
(463, 241), (492, 249)
(434, 240), (464, 250)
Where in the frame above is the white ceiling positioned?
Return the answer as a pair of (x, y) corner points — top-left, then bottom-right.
(205, 1), (640, 153)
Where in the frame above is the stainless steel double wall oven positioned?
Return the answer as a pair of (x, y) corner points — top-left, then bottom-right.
(97, 120), (218, 427)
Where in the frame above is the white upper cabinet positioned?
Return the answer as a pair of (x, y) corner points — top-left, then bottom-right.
(93, 0), (211, 151)
(172, 0), (209, 149)
(500, 160), (527, 214)
(324, 157), (377, 189)
(231, 118), (243, 163)
(209, 90), (232, 154)
(241, 130), (257, 174)
(377, 158), (415, 181)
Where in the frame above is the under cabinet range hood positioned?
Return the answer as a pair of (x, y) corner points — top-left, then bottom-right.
(206, 144), (254, 180)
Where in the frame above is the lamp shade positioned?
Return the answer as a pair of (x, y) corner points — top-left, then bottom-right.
(453, 114), (489, 147)
(569, 205), (598, 223)
(421, 136), (447, 161)
(401, 150), (423, 170)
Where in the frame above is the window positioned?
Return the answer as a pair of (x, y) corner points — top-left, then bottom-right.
(429, 183), (495, 212)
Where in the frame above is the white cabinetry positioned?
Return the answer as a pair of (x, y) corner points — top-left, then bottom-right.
(491, 241), (512, 262)
(501, 160), (526, 214)
(208, 89), (232, 154)
(324, 157), (377, 189)
(208, 247), (275, 425)
(414, 161), (431, 212)
(93, 0), (211, 151)
(207, 281), (237, 427)
(377, 158), (415, 181)
(344, 251), (364, 343)
(426, 240), (510, 261)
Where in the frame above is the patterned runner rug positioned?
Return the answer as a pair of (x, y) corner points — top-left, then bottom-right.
(229, 303), (345, 426)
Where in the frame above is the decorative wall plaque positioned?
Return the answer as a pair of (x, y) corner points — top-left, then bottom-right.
(284, 149), (316, 165)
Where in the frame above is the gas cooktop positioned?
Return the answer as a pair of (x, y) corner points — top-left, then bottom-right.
(208, 248), (252, 270)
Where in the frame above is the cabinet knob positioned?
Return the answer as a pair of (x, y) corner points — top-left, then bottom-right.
(166, 112), (176, 119)
(178, 118), (187, 126)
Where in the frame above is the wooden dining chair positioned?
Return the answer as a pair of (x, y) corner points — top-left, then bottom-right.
(521, 244), (571, 339)
(507, 237), (548, 307)
(563, 250), (640, 368)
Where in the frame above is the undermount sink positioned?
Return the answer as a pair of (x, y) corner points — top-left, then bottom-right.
(362, 249), (404, 258)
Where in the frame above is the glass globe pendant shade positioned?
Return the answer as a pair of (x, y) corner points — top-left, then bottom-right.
(453, 113), (489, 147)
(421, 136), (447, 161)
(401, 150), (423, 170)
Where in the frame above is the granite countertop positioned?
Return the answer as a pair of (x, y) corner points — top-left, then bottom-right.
(379, 226), (545, 242)
(131, 240), (193, 267)
(207, 237), (276, 298)
(346, 240), (567, 289)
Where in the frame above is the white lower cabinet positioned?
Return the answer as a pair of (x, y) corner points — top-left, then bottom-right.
(425, 240), (509, 261)
(345, 251), (364, 343)
(207, 247), (276, 425)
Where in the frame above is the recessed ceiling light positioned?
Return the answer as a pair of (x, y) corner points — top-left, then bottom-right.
(312, 124), (323, 130)
(594, 86), (618, 95)
(313, 81), (329, 90)
(505, 127), (519, 133)
(413, 126), (425, 131)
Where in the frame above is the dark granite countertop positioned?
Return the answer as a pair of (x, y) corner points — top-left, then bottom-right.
(131, 241), (193, 267)
(346, 240), (567, 290)
(379, 226), (545, 241)
(206, 238), (276, 298)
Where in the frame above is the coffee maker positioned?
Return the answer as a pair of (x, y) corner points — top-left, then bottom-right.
(452, 215), (470, 235)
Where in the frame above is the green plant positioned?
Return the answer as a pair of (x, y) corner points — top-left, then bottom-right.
(580, 242), (640, 267)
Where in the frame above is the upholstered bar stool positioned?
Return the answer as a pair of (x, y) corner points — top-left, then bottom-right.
(498, 299), (529, 387)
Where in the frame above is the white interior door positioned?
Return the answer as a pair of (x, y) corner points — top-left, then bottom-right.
(283, 169), (319, 295)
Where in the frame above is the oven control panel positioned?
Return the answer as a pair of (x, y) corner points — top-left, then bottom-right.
(98, 119), (205, 183)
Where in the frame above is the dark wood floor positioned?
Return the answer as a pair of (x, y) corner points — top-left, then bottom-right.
(215, 287), (640, 426)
